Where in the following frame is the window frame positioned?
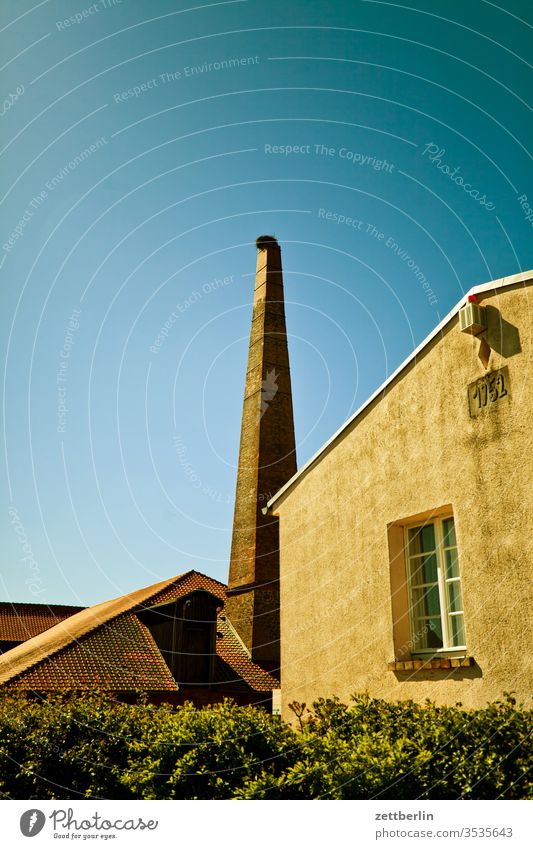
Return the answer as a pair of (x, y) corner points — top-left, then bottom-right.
(404, 515), (466, 656)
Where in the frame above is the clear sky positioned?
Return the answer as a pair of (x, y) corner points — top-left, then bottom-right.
(2, 0), (532, 605)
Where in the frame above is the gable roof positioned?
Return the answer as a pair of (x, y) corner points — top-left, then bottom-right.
(9, 612), (178, 692)
(267, 269), (533, 509)
(0, 571), (277, 693)
(0, 571), (224, 687)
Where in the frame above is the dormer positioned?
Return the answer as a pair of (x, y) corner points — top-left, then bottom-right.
(138, 590), (222, 686)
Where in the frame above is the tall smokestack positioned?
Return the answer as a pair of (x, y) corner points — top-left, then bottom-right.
(226, 236), (297, 668)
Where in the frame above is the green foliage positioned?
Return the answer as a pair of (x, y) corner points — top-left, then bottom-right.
(0, 693), (295, 800)
(239, 693), (532, 799)
(119, 699), (295, 799)
(0, 691), (530, 799)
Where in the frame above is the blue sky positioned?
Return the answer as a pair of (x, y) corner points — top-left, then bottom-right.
(2, 0), (532, 605)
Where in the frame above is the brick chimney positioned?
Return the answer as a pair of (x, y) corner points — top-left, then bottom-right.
(226, 236), (297, 669)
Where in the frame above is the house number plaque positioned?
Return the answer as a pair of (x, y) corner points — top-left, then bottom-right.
(467, 366), (510, 417)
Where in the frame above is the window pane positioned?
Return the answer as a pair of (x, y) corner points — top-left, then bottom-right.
(412, 585), (441, 618)
(450, 614), (465, 646)
(427, 617), (443, 647)
(447, 581), (463, 613)
(423, 618), (444, 649)
(410, 553), (438, 585)
(442, 517), (456, 547)
(444, 548), (460, 579)
(408, 524), (436, 556)
(406, 513), (464, 654)
(412, 617), (443, 650)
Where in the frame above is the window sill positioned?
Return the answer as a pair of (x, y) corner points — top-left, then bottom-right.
(388, 656), (474, 671)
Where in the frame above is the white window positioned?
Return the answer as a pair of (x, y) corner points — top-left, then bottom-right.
(405, 516), (465, 653)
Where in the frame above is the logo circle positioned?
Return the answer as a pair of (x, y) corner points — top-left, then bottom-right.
(20, 810), (46, 837)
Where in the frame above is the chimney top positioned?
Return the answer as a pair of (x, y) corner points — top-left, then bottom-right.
(256, 235), (278, 248)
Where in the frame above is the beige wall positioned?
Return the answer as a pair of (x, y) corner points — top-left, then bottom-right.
(275, 280), (533, 720)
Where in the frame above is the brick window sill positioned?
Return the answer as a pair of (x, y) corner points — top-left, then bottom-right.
(388, 656), (475, 671)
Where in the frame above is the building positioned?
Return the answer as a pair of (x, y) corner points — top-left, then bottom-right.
(0, 572), (278, 706)
(3, 239), (531, 717)
(0, 236), (294, 709)
(226, 234), (297, 671)
(266, 269), (533, 719)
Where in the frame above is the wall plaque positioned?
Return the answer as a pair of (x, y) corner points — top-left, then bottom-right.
(467, 366), (510, 417)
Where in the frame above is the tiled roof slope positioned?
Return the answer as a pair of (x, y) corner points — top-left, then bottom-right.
(12, 613), (177, 692)
(0, 573), (181, 686)
(0, 603), (84, 641)
(215, 615), (278, 691)
(0, 572), (278, 693)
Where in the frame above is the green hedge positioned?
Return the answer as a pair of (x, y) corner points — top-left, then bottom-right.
(0, 692), (530, 799)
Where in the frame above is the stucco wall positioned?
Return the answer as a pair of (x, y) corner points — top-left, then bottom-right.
(275, 280), (533, 719)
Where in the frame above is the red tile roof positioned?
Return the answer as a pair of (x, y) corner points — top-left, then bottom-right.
(0, 572), (278, 694)
(0, 603), (84, 642)
(0, 574), (180, 686)
(14, 613), (177, 692)
(215, 615), (278, 691)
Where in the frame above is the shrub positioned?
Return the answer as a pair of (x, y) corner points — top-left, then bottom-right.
(0, 691), (530, 799)
(238, 693), (533, 799)
(0, 693), (295, 800)
(119, 699), (296, 799)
